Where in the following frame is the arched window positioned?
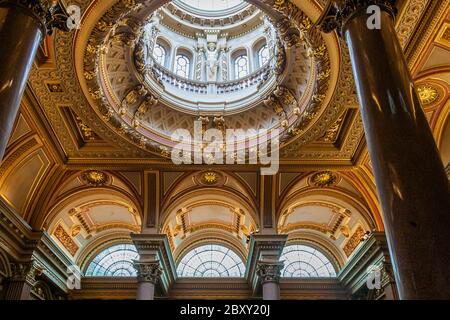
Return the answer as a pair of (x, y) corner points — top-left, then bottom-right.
(177, 244), (245, 277)
(280, 244), (337, 278)
(175, 54), (191, 78)
(234, 55), (249, 79)
(153, 43), (166, 66)
(258, 45), (270, 67)
(85, 244), (138, 277)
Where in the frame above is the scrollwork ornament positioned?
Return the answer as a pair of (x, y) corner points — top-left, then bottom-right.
(318, 0), (398, 36)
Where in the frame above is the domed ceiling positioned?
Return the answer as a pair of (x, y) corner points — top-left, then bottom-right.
(26, 0), (397, 164)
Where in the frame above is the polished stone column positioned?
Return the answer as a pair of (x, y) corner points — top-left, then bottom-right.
(320, 0), (450, 299)
(5, 261), (42, 300)
(0, 1), (67, 160)
(133, 260), (162, 300)
(256, 261), (284, 300)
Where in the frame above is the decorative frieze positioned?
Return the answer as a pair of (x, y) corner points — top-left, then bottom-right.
(53, 225), (79, 256)
(343, 226), (366, 257)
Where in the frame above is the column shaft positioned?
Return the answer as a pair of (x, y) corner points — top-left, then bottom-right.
(262, 281), (280, 301)
(136, 281), (155, 301)
(0, 3), (45, 160)
(343, 10), (450, 299)
(4, 280), (32, 300)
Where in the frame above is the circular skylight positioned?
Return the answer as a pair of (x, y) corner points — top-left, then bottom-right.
(179, 0), (245, 12)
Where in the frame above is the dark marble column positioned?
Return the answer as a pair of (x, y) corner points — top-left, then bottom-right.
(320, 0), (450, 299)
(0, 1), (67, 160)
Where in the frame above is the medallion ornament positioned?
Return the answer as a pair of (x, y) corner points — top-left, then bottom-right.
(203, 172), (219, 185)
(311, 171), (338, 187)
(417, 85), (439, 105)
(81, 170), (109, 187)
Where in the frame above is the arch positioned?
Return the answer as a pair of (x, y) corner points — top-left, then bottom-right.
(78, 232), (134, 272)
(285, 232), (345, 270)
(252, 37), (269, 69)
(280, 244), (337, 278)
(172, 229), (248, 264)
(174, 47), (194, 78)
(85, 243), (138, 277)
(176, 243), (246, 278)
(231, 47), (250, 79)
(154, 36), (172, 68)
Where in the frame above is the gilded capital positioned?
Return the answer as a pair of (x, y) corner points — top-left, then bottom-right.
(256, 261), (284, 284)
(133, 261), (163, 284)
(318, 0), (397, 35)
(0, 0), (69, 34)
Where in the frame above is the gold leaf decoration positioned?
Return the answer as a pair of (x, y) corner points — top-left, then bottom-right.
(417, 85), (439, 105)
(81, 170), (108, 187)
(54, 225), (79, 256)
(311, 171), (337, 188)
(343, 226), (366, 257)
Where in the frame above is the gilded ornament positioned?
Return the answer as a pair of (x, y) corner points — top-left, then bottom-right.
(417, 85), (439, 105)
(311, 171), (337, 187)
(203, 172), (218, 184)
(54, 225), (79, 256)
(81, 170), (108, 187)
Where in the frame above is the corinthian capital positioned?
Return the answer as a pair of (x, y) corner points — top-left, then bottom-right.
(256, 261), (284, 284)
(1, 0), (69, 34)
(318, 0), (397, 35)
(10, 260), (43, 285)
(133, 261), (163, 284)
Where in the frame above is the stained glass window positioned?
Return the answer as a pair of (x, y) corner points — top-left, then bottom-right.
(86, 244), (138, 277)
(175, 54), (191, 78)
(234, 55), (249, 79)
(258, 45), (269, 67)
(153, 43), (166, 66)
(177, 244), (245, 277)
(280, 245), (337, 278)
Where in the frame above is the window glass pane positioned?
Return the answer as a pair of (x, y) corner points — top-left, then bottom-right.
(234, 55), (249, 79)
(258, 45), (269, 66)
(86, 244), (139, 277)
(175, 55), (190, 78)
(177, 244), (245, 277)
(153, 43), (166, 66)
(280, 245), (337, 278)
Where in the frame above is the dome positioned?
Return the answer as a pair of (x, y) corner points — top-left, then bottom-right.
(176, 0), (248, 16)
(82, 0), (334, 159)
